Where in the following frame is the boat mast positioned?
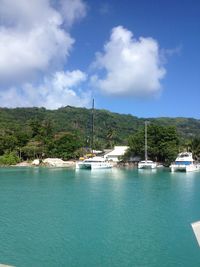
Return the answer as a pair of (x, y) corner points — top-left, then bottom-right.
(145, 121), (148, 162)
(91, 98), (94, 154)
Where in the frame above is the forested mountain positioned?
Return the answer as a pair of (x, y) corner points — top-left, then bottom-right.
(0, 106), (200, 164)
(1, 106), (200, 140)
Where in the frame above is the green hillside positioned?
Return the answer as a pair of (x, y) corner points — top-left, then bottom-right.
(0, 106), (200, 164)
(1, 106), (200, 140)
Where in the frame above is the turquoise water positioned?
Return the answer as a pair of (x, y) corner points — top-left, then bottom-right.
(0, 167), (200, 267)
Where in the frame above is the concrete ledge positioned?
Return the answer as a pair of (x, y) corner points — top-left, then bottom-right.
(191, 220), (200, 246)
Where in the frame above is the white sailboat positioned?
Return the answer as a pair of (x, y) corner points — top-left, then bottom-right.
(76, 156), (112, 169)
(76, 99), (112, 170)
(138, 121), (157, 169)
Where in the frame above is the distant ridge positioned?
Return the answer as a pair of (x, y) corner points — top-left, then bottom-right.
(0, 106), (200, 144)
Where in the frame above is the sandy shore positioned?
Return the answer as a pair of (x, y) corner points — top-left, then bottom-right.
(15, 159), (76, 168)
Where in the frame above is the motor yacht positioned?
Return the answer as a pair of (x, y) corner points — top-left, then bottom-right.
(170, 152), (200, 172)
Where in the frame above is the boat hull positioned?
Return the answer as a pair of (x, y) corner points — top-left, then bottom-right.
(138, 161), (157, 169)
(170, 152), (200, 172)
(170, 164), (200, 172)
(76, 162), (112, 170)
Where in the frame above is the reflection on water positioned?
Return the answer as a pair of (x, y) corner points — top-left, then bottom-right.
(138, 168), (157, 175)
(169, 170), (200, 208)
(75, 167), (127, 180)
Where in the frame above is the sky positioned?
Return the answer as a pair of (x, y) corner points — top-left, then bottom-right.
(0, 0), (200, 118)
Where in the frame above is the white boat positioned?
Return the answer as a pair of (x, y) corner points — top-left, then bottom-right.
(138, 160), (157, 169)
(170, 152), (200, 172)
(76, 99), (112, 170)
(138, 121), (157, 169)
(76, 156), (112, 170)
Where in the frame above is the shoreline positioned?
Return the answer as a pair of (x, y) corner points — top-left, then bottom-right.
(0, 160), (138, 169)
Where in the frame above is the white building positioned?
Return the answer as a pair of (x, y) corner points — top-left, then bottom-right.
(104, 146), (129, 162)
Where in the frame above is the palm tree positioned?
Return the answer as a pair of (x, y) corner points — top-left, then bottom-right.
(106, 128), (116, 148)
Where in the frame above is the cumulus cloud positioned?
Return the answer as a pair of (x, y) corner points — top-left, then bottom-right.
(0, 70), (90, 109)
(0, 0), (89, 108)
(92, 26), (166, 97)
(0, 0), (77, 86)
(59, 0), (87, 27)
(0, 26), (74, 87)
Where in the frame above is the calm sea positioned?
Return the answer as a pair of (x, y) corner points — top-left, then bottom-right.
(0, 167), (200, 267)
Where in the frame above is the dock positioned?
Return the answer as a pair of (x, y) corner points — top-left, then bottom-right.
(191, 220), (200, 246)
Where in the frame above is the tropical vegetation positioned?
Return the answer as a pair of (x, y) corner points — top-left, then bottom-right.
(0, 106), (200, 165)
(125, 124), (179, 166)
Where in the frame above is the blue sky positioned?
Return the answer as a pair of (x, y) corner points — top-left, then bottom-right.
(0, 0), (199, 118)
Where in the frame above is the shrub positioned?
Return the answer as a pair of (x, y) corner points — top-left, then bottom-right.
(0, 152), (20, 165)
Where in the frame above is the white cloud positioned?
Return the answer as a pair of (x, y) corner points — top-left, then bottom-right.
(92, 26), (166, 97)
(0, 0), (89, 108)
(0, 25), (74, 86)
(0, 0), (87, 87)
(0, 70), (90, 109)
(0, 0), (59, 29)
(59, 0), (87, 27)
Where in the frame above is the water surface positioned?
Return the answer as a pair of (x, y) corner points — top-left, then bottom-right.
(0, 167), (200, 267)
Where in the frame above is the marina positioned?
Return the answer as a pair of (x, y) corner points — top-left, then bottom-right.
(0, 0), (200, 266)
(1, 167), (200, 267)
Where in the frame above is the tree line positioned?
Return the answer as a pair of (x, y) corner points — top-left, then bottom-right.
(0, 107), (200, 165)
(0, 118), (83, 165)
